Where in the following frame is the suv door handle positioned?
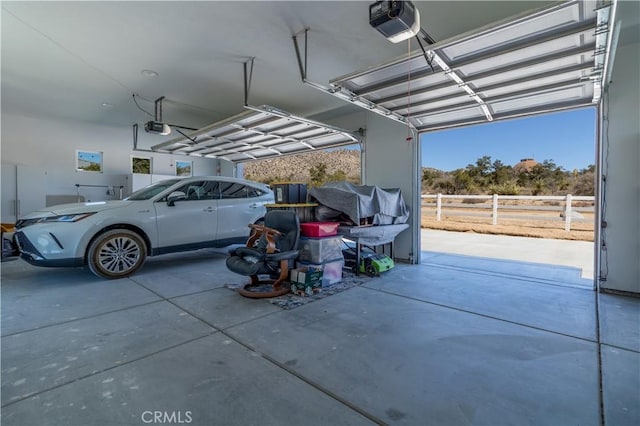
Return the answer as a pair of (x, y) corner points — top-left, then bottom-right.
(203, 207), (215, 212)
(249, 203), (260, 208)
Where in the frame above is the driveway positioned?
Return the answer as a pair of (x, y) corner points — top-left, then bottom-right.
(421, 229), (594, 279)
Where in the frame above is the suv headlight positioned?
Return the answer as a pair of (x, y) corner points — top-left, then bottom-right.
(16, 213), (96, 228)
(43, 213), (97, 223)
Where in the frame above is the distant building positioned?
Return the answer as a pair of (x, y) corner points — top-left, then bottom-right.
(514, 158), (538, 173)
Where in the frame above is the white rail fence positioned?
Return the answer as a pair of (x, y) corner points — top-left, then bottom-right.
(421, 194), (595, 231)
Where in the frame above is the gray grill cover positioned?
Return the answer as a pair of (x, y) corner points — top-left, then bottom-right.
(309, 182), (409, 225)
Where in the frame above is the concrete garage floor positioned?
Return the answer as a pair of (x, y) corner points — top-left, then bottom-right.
(1, 236), (639, 425)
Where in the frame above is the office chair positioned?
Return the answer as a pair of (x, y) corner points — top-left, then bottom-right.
(226, 210), (300, 298)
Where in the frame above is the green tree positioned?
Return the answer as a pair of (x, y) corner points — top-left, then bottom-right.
(531, 177), (546, 195)
(488, 182), (521, 195)
(309, 163), (327, 187)
(580, 164), (596, 174)
(433, 176), (457, 195)
(424, 157), (591, 196)
(491, 159), (512, 185)
(422, 168), (442, 188)
(473, 156), (493, 177)
(572, 171), (595, 195)
(80, 163), (101, 172)
(132, 157), (151, 174)
(327, 170), (347, 182)
(516, 168), (531, 189)
(176, 165), (191, 176)
(465, 155), (492, 188)
(524, 160), (569, 195)
(452, 169), (475, 194)
(543, 160), (569, 193)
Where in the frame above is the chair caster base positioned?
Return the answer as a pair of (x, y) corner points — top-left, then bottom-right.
(239, 279), (290, 299)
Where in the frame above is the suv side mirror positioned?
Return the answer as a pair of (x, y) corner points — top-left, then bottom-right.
(167, 191), (187, 206)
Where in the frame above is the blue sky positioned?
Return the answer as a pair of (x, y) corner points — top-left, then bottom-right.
(78, 151), (102, 164)
(421, 107), (597, 172)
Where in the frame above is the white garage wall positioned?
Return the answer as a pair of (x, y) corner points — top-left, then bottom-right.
(362, 113), (420, 263)
(598, 3), (640, 294)
(1, 113), (231, 220)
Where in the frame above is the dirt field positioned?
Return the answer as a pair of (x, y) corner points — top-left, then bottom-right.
(421, 207), (595, 241)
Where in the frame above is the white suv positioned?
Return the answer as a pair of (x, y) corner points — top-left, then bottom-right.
(13, 176), (274, 279)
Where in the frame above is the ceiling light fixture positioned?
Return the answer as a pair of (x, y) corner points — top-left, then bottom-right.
(141, 69), (159, 77)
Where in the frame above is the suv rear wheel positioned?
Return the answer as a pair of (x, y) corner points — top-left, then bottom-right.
(87, 229), (146, 279)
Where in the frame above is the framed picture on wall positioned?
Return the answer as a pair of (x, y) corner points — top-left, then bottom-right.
(76, 150), (103, 172)
(132, 156), (152, 174)
(175, 160), (192, 176)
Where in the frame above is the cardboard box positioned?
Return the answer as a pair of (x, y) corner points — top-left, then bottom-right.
(290, 265), (323, 296)
(297, 258), (344, 286)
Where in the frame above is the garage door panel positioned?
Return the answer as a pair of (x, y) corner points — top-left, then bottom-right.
(338, 55), (431, 93)
(391, 94), (475, 116)
(490, 85), (592, 115)
(414, 106), (484, 127)
(469, 57), (591, 88)
(478, 72), (588, 99)
(327, 0), (610, 132)
(365, 72), (450, 101)
(456, 30), (594, 77)
(152, 105), (361, 163)
(382, 87), (467, 111)
(440, 2), (584, 62)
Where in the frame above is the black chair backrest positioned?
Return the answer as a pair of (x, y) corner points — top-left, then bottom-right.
(264, 210), (300, 252)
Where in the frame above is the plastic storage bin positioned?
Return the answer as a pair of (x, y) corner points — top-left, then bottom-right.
(298, 236), (344, 264)
(300, 222), (340, 237)
(321, 258), (344, 285)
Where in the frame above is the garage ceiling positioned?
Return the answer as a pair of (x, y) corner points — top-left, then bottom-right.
(2, 1), (555, 152)
(143, 0), (614, 161)
(328, 0), (612, 132)
(4, 1), (622, 161)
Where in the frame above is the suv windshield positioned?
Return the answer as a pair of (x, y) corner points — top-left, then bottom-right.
(125, 179), (183, 201)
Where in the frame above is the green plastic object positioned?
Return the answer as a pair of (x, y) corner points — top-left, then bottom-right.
(359, 253), (395, 276)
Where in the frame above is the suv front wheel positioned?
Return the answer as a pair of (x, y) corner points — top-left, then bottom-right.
(87, 229), (146, 279)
